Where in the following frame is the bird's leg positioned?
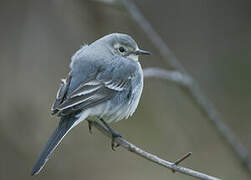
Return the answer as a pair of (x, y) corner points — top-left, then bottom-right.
(99, 118), (121, 150)
(87, 120), (93, 134)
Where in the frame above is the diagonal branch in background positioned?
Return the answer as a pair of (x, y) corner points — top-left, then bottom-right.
(143, 68), (251, 170)
(91, 0), (251, 174)
(92, 120), (222, 180)
(143, 68), (192, 86)
(116, 0), (251, 173)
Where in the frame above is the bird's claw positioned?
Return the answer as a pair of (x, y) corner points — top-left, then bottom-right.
(111, 132), (121, 151)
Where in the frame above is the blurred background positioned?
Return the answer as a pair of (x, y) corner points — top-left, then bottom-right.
(1, 0), (251, 179)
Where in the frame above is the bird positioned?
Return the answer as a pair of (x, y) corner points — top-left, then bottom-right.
(31, 33), (150, 176)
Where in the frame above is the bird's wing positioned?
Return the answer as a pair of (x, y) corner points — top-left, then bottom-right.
(51, 74), (72, 115)
(52, 56), (136, 116)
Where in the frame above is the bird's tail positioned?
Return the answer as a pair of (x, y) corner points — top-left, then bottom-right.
(31, 116), (78, 176)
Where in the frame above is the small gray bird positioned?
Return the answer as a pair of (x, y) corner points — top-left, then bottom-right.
(31, 33), (150, 175)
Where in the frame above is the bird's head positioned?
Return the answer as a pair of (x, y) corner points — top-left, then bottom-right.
(93, 33), (150, 61)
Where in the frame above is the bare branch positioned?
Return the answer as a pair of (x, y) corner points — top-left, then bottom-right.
(91, 0), (121, 6)
(117, 0), (251, 173)
(91, 121), (221, 180)
(143, 67), (251, 171)
(91, 0), (251, 174)
(143, 68), (191, 86)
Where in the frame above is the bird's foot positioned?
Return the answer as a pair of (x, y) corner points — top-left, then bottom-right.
(98, 118), (122, 150)
(111, 131), (121, 151)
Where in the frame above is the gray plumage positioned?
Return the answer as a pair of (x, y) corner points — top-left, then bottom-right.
(31, 33), (150, 175)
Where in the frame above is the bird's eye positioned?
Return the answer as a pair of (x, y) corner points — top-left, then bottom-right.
(119, 47), (125, 53)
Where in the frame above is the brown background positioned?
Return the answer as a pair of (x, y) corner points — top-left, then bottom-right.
(0, 0), (251, 179)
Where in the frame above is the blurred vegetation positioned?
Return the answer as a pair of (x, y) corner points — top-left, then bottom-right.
(0, 0), (251, 180)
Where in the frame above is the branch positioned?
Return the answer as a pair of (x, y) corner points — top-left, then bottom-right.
(91, 121), (221, 180)
(143, 68), (192, 86)
(117, 0), (251, 173)
(92, 0), (251, 174)
(143, 67), (251, 168)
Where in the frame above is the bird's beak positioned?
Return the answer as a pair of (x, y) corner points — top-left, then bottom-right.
(134, 49), (151, 55)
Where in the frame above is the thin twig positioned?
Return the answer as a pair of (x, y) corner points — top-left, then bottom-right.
(92, 121), (221, 180)
(172, 152), (192, 173)
(174, 152), (192, 166)
(117, 0), (251, 172)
